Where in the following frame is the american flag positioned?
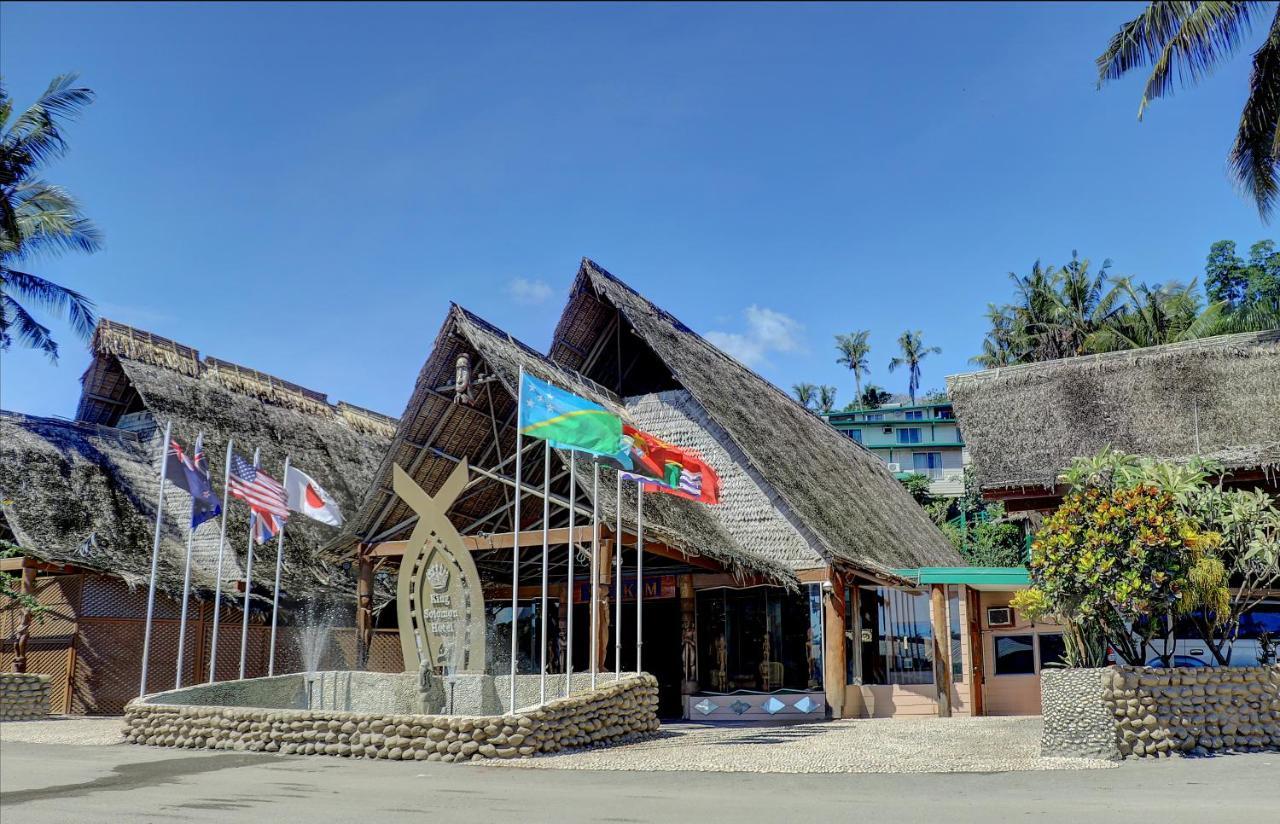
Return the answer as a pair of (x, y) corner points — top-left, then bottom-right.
(228, 452), (288, 544)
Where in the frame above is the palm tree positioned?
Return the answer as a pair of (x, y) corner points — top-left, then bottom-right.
(888, 330), (941, 405)
(1, 74), (100, 360)
(858, 383), (893, 409)
(1097, 2), (1280, 221)
(834, 330), (871, 400)
(792, 382), (817, 410)
(817, 385), (838, 415)
(1085, 278), (1227, 352)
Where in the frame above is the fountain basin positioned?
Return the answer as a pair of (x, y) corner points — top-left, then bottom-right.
(124, 672), (660, 763)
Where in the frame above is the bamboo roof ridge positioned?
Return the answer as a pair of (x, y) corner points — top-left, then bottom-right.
(2, 318), (396, 602)
(947, 329), (1280, 491)
(548, 259), (961, 575)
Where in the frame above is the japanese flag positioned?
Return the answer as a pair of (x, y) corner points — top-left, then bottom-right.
(283, 465), (344, 526)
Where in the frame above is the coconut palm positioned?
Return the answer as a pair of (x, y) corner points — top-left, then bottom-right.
(1097, 2), (1280, 221)
(858, 383), (893, 409)
(817, 385), (838, 415)
(834, 330), (871, 400)
(792, 382), (817, 410)
(1084, 278), (1228, 352)
(888, 330), (941, 405)
(1, 74), (100, 361)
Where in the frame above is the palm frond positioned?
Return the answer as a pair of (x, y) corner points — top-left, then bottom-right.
(1229, 6), (1280, 221)
(2, 73), (96, 172)
(1141, 2), (1261, 118)
(1, 268), (97, 339)
(0, 294), (59, 359)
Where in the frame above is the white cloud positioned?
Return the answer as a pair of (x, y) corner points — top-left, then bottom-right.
(706, 305), (803, 367)
(506, 277), (553, 305)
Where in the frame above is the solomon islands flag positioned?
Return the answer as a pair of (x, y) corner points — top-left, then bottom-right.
(518, 373), (628, 461)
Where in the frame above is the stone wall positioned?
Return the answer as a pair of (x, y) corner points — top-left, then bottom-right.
(0, 673), (53, 721)
(1040, 668), (1120, 760)
(124, 673), (659, 762)
(1042, 665), (1280, 759)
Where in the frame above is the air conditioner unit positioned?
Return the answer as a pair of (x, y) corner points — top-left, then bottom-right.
(886, 462), (902, 473)
(987, 606), (1014, 628)
(883, 427), (893, 434)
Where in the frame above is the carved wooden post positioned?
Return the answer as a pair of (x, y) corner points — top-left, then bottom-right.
(678, 574), (697, 696)
(930, 583), (953, 718)
(13, 560), (38, 674)
(596, 539), (613, 673)
(356, 552), (374, 670)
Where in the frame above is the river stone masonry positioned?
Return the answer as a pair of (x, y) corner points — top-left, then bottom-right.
(1042, 665), (1280, 759)
(0, 673), (53, 720)
(1040, 668), (1120, 760)
(124, 673), (660, 762)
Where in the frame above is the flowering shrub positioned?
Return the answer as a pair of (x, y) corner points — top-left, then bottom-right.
(1019, 480), (1224, 666)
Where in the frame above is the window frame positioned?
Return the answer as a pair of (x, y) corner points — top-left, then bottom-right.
(896, 427), (923, 445)
(989, 630), (1065, 677)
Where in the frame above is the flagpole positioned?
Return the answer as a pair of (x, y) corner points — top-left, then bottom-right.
(539, 443), (550, 704)
(510, 366), (523, 711)
(615, 470), (622, 682)
(139, 419), (173, 698)
(174, 432), (203, 689)
(238, 447), (261, 681)
(207, 438), (234, 684)
(565, 452), (575, 697)
(590, 462), (599, 690)
(268, 455), (290, 677)
(636, 481), (643, 675)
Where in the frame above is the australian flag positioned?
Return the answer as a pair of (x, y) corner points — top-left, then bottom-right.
(165, 434), (222, 529)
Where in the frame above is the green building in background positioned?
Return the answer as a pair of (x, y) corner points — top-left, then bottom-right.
(824, 400), (968, 497)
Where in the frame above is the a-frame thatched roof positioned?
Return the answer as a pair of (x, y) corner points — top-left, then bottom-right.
(546, 259), (961, 575)
(947, 329), (1280, 493)
(0, 319), (394, 600)
(333, 304), (796, 583)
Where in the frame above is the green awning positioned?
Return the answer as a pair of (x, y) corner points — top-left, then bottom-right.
(890, 566), (1031, 588)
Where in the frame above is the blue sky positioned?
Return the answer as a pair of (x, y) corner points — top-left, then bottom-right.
(1, 2), (1268, 420)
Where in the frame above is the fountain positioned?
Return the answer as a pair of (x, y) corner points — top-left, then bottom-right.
(295, 597), (352, 710)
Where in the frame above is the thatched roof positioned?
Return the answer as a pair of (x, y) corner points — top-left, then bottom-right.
(947, 330), (1280, 492)
(0, 319), (394, 601)
(547, 259), (961, 575)
(334, 304), (796, 583)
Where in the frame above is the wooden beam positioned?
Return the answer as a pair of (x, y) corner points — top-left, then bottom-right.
(930, 583), (953, 718)
(966, 586), (986, 717)
(822, 569), (846, 718)
(368, 525), (597, 557)
(367, 524), (722, 571)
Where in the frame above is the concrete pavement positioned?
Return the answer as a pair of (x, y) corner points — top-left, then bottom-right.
(2, 738), (1277, 823)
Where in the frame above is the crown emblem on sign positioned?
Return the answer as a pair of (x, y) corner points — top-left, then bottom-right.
(426, 563), (449, 591)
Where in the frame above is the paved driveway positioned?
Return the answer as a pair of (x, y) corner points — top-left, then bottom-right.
(3, 735), (1276, 824)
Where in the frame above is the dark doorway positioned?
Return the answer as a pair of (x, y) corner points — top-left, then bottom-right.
(570, 596), (683, 719)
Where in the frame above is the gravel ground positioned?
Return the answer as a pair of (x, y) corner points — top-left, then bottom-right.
(483, 716), (1120, 773)
(0, 717), (125, 746)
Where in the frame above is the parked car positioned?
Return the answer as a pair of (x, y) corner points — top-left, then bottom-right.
(1145, 655), (1209, 668)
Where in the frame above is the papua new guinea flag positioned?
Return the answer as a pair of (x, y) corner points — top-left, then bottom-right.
(519, 372), (628, 460)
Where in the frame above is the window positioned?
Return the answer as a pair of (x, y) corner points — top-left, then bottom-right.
(696, 586), (818, 693)
(937, 407), (954, 420)
(948, 586), (964, 683)
(993, 633), (1065, 676)
(904, 409), (924, 420)
(994, 635), (1036, 675)
(863, 413), (884, 422)
(912, 452), (943, 479)
(851, 587), (934, 685)
(1039, 634), (1066, 668)
(848, 429), (863, 444)
(896, 427), (922, 444)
